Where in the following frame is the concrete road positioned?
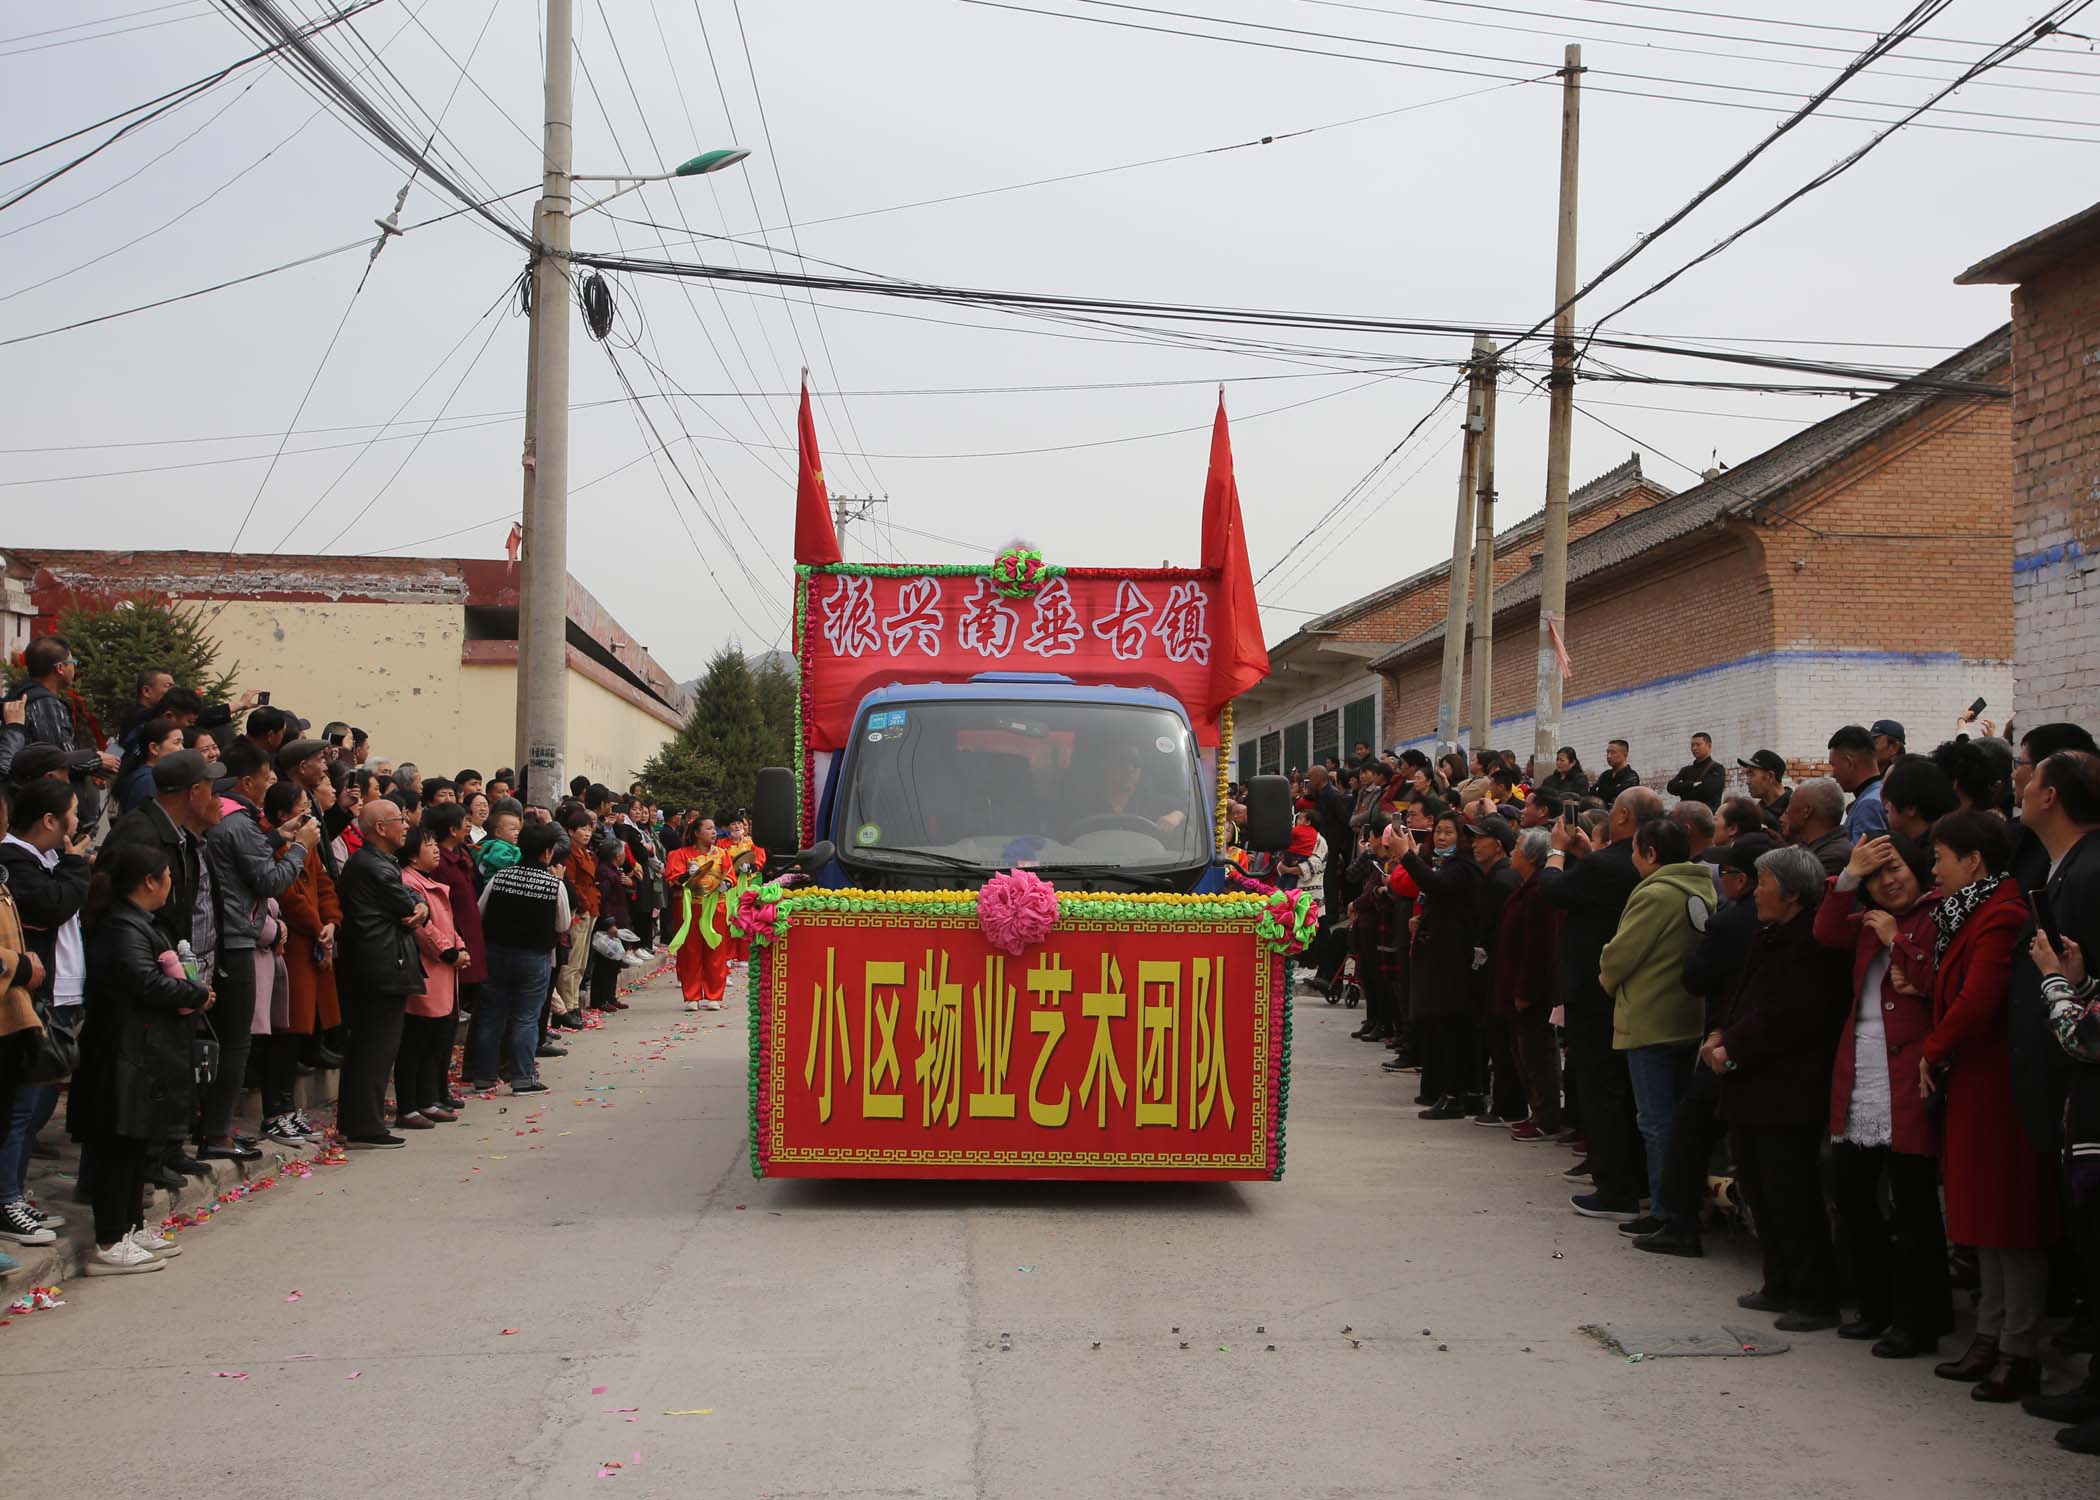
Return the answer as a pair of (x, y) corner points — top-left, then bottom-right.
(4, 972), (2092, 1498)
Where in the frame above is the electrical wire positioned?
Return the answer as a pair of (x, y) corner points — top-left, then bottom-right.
(0, 184), (536, 350)
(1580, 0), (2097, 338)
(955, 0), (2100, 143)
(0, 0), (391, 212)
(0, 8), (216, 58)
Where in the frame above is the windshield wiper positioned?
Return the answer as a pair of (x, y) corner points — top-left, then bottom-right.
(843, 847), (993, 874)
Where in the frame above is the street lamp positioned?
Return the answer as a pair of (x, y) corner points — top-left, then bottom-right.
(568, 147), (751, 217)
(512, 55), (758, 799)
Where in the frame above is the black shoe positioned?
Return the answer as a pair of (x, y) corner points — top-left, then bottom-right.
(1381, 1055), (1410, 1072)
(556, 1013), (586, 1031)
(536, 1042), (568, 1058)
(1736, 1290), (1787, 1314)
(232, 1132), (260, 1149)
(1418, 1096), (1468, 1121)
(2058, 1415), (2100, 1456)
(442, 1094), (467, 1111)
(2024, 1382), (2100, 1425)
(1837, 1318), (1887, 1342)
(199, 1142), (262, 1162)
(1632, 1226), (1703, 1258)
(1933, 1336), (2000, 1382)
(148, 1163), (185, 1191)
(1774, 1309), (1841, 1333)
(1871, 1329), (1937, 1360)
(1561, 1157), (1594, 1183)
(170, 1153), (212, 1178)
(345, 1133), (406, 1149)
(1616, 1215), (1664, 1237)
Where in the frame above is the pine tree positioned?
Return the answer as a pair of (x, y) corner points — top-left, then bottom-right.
(4, 592), (237, 733)
(752, 653), (797, 771)
(641, 646), (772, 814)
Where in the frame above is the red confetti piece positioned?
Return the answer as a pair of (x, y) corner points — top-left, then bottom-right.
(591, 1385), (608, 1395)
(285, 1291), (303, 1302)
(501, 1328), (520, 1335)
(213, 1371), (249, 1381)
(347, 1371), (362, 1380)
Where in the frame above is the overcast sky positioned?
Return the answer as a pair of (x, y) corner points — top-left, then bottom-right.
(4, 0), (2092, 683)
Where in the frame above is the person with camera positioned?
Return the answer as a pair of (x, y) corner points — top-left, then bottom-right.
(67, 842), (210, 1275)
(201, 739), (314, 1163)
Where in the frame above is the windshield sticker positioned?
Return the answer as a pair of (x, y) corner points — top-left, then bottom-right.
(867, 731), (884, 743)
(855, 823), (883, 847)
(1154, 735), (1176, 754)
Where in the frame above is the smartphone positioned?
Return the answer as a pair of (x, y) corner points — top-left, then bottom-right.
(2029, 889), (2063, 950)
(256, 690), (272, 706)
(1968, 696), (1987, 717)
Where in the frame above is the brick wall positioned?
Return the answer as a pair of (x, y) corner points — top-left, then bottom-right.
(2009, 254), (2100, 724)
(1377, 382), (2014, 787)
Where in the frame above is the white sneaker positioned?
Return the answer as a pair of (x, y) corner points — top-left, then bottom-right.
(701, 1000), (724, 1011)
(263, 1115), (309, 1146)
(683, 1002), (699, 1014)
(25, 1199), (66, 1230)
(129, 1226), (182, 1258)
(288, 1111), (323, 1140)
(84, 1239), (165, 1275)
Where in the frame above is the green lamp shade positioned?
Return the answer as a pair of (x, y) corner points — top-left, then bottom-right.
(675, 148), (752, 176)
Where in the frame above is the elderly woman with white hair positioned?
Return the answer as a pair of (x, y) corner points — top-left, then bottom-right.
(1702, 843), (1854, 1331)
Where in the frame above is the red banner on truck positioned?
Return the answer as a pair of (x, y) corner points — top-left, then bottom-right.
(752, 906), (1285, 1180)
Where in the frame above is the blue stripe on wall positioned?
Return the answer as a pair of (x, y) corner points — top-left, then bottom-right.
(2014, 540), (2084, 575)
(1408, 647), (1985, 736)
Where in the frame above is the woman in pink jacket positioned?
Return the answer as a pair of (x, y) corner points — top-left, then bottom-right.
(396, 826), (465, 1128)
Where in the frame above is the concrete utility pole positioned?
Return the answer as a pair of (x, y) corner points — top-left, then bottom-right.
(1533, 44), (1584, 771)
(518, 0), (575, 804)
(1435, 335), (1491, 757)
(830, 493), (887, 563)
(1468, 345), (1500, 758)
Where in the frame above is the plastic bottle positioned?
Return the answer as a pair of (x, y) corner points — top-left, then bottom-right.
(177, 939), (201, 985)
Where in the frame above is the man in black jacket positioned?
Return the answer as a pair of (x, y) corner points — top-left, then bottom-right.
(1666, 732), (1726, 811)
(1393, 823), (1485, 1118)
(335, 800), (427, 1149)
(97, 750), (224, 958)
(1468, 815), (1524, 1127)
(1540, 785), (1660, 1215)
(1, 636), (118, 827)
(2011, 750), (2100, 1418)
(1593, 739), (1640, 805)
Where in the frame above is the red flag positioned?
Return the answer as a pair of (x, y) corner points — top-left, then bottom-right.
(794, 378), (842, 566)
(1201, 393), (1268, 715)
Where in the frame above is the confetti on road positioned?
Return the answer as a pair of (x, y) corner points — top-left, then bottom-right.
(591, 1385), (608, 1395)
(347, 1371), (362, 1380)
(501, 1328), (521, 1336)
(285, 1291), (303, 1302)
(213, 1371), (249, 1381)
(663, 1409), (713, 1416)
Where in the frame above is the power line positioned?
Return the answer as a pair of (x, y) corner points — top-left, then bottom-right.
(1580, 1), (2097, 337)
(955, 0), (2100, 143)
(0, 7), (215, 58)
(0, 185), (535, 350)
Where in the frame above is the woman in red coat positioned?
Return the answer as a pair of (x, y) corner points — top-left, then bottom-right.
(1813, 832), (1950, 1359)
(1921, 811), (2062, 1401)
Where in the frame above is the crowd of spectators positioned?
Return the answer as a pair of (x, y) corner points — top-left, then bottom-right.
(1226, 710), (2100, 1458)
(0, 639), (739, 1281)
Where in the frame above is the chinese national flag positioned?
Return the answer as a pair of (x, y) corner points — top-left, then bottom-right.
(1200, 393), (1269, 716)
(794, 378), (842, 566)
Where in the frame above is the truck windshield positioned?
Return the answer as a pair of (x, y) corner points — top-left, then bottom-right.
(838, 699), (1208, 875)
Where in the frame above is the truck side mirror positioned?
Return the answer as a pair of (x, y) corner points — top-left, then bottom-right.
(752, 766), (797, 858)
(1244, 775), (1291, 853)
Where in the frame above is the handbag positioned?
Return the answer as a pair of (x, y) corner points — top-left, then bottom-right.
(20, 997), (80, 1085)
(192, 1010), (220, 1088)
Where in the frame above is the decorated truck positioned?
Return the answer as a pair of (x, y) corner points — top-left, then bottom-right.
(738, 392), (1304, 1181)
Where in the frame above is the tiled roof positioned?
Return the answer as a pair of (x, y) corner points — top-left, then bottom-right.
(1297, 451), (1659, 638)
(1956, 201), (2100, 285)
(1372, 324), (2013, 669)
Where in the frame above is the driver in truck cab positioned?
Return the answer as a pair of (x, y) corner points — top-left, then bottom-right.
(1066, 738), (1187, 838)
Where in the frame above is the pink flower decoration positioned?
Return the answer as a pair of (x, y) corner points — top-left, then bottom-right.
(977, 869), (1058, 956)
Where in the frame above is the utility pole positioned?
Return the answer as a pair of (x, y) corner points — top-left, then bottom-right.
(1435, 335), (1490, 756)
(512, 273), (541, 788)
(1533, 43), (1583, 771)
(830, 493), (887, 563)
(1468, 345), (1500, 759)
(518, 0), (575, 805)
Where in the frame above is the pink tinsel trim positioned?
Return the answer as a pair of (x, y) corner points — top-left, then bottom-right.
(976, 869), (1058, 956)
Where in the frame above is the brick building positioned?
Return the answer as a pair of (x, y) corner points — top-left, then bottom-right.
(1957, 202), (2100, 727)
(1, 550), (685, 795)
(1236, 454), (1672, 778)
(1371, 327), (2013, 789)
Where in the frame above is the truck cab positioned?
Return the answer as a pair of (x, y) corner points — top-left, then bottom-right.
(782, 672), (1226, 893)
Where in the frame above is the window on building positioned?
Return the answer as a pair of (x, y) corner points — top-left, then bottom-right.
(1310, 710), (1339, 767)
(1259, 732), (1281, 775)
(1343, 695), (1377, 758)
(1238, 739), (1258, 785)
(1283, 721), (1310, 774)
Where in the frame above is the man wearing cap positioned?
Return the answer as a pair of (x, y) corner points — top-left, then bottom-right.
(99, 749), (226, 959)
(1468, 813), (1525, 1127)
(1738, 749), (1792, 831)
(1871, 719), (1906, 775)
(1826, 725), (1889, 843)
